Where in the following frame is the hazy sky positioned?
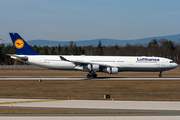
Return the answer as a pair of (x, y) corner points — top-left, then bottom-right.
(1, 0), (180, 43)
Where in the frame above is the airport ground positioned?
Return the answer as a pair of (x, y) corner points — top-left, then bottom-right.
(0, 67), (180, 119)
(0, 67), (180, 100)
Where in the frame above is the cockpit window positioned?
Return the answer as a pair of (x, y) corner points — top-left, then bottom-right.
(170, 61), (174, 63)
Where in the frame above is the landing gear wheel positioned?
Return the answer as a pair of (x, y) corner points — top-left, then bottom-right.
(93, 74), (97, 78)
(87, 72), (97, 78)
(159, 74), (162, 78)
(87, 74), (93, 78)
(87, 74), (90, 78)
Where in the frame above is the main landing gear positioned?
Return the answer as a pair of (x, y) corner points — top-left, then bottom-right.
(87, 71), (97, 78)
(159, 71), (162, 78)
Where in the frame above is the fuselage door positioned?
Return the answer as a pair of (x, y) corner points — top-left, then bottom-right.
(129, 58), (133, 66)
(39, 57), (44, 64)
(161, 59), (165, 67)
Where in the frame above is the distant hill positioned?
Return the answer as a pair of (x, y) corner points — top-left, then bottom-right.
(5, 34), (180, 47)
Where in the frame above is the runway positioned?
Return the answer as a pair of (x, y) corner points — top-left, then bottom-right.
(1, 99), (180, 119)
(1, 77), (180, 80)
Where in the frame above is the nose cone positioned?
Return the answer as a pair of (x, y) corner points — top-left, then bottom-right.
(175, 63), (178, 68)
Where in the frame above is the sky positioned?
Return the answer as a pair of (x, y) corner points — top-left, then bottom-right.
(0, 0), (180, 43)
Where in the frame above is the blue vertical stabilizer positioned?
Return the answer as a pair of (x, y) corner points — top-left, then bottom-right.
(9, 33), (40, 55)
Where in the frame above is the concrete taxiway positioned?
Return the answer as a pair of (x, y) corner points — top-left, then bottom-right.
(1, 98), (180, 119)
(0, 77), (180, 80)
(1, 99), (180, 111)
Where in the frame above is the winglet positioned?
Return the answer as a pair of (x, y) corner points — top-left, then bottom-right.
(9, 33), (41, 55)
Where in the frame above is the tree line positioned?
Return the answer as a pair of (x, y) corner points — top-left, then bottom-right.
(0, 38), (180, 65)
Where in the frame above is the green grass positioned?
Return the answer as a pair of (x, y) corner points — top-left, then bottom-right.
(0, 80), (180, 100)
(0, 108), (151, 114)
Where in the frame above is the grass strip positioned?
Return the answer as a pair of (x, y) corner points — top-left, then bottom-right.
(1, 80), (180, 100)
(0, 108), (151, 114)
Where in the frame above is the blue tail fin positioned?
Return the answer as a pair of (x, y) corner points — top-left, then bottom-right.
(9, 33), (40, 55)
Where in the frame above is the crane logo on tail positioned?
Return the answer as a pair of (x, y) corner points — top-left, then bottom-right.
(14, 39), (24, 49)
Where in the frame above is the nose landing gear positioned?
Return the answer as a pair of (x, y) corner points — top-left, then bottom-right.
(159, 71), (162, 78)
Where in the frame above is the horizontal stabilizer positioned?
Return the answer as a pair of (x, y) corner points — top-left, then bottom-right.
(7, 54), (28, 61)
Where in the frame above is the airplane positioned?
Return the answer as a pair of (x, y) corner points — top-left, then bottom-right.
(8, 33), (178, 78)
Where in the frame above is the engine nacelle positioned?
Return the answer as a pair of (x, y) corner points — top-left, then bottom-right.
(102, 67), (118, 74)
(83, 64), (99, 71)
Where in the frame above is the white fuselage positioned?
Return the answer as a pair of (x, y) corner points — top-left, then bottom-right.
(17, 55), (178, 72)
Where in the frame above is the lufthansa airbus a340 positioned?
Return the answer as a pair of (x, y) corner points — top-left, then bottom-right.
(8, 33), (178, 78)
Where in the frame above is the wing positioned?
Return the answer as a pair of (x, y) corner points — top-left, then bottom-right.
(60, 56), (120, 68)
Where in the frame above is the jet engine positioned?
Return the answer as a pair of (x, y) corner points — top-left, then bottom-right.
(102, 67), (118, 74)
(83, 64), (99, 71)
